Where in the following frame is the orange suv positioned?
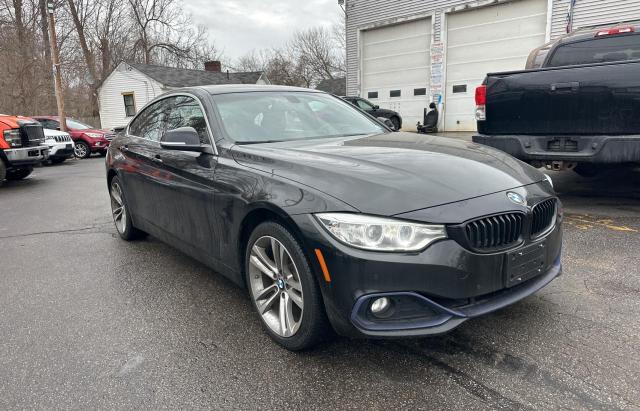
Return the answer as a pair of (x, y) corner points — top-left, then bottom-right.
(0, 115), (49, 183)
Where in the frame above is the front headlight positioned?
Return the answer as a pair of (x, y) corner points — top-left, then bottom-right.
(544, 174), (553, 188)
(3, 129), (22, 147)
(85, 132), (103, 139)
(315, 213), (447, 252)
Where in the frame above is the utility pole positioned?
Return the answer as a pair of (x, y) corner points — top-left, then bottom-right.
(47, 1), (67, 132)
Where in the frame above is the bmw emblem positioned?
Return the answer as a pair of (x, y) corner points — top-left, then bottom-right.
(277, 279), (285, 289)
(507, 192), (526, 205)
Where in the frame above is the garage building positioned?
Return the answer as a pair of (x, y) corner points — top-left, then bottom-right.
(345, 0), (640, 131)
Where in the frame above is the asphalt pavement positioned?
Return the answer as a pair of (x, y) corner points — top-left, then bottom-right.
(1, 157), (639, 410)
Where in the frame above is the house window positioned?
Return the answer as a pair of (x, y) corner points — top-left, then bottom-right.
(414, 88), (427, 96)
(122, 92), (136, 117)
(367, 91), (378, 99)
(390, 90), (401, 98)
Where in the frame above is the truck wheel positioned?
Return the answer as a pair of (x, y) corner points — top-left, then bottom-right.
(390, 116), (401, 131)
(74, 141), (91, 158)
(573, 163), (600, 178)
(0, 160), (6, 185)
(6, 167), (33, 181)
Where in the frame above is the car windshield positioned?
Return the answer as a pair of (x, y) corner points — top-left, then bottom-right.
(212, 91), (385, 143)
(66, 119), (92, 129)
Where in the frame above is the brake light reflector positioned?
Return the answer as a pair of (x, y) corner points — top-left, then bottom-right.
(475, 85), (486, 121)
(595, 26), (635, 36)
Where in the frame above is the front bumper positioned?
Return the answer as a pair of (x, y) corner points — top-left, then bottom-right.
(2, 145), (49, 166)
(292, 211), (562, 338)
(90, 139), (110, 152)
(47, 141), (75, 159)
(473, 134), (640, 163)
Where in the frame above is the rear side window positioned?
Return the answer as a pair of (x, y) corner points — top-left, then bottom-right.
(547, 34), (640, 67)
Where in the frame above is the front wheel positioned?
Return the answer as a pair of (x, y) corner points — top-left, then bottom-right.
(245, 222), (331, 350)
(6, 167), (33, 180)
(74, 141), (91, 158)
(390, 116), (401, 131)
(109, 176), (146, 240)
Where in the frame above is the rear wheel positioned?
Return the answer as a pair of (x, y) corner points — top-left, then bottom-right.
(6, 167), (33, 180)
(245, 222), (330, 350)
(74, 141), (91, 158)
(109, 176), (146, 240)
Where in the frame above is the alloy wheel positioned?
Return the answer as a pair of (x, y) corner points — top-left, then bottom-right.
(110, 181), (126, 234)
(74, 143), (88, 158)
(249, 236), (304, 337)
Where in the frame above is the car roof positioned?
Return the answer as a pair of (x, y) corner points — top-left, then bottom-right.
(554, 22), (640, 45)
(196, 84), (324, 95)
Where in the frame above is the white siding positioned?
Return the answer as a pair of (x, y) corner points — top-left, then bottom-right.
(98, 62), (165, 130)
(347, 0), (640, 96)
(551, 0), (640, 39)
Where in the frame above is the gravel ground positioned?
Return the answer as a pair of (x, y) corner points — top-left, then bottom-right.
(0, 157), (639, 410)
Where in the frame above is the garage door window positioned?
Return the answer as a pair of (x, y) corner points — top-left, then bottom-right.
(414, 88), (427, 96)
(367, 91), (378, 99)
(390, 90), (401, 98)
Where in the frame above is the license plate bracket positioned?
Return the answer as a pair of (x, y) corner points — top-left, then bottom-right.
(504, 241), (547, 287)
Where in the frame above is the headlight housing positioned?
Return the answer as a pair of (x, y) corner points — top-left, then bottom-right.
(3, 129), (22, 148)
(84, 132), (103, 139)
(544, 174), (553, 188)
(315, 213), (447, 252)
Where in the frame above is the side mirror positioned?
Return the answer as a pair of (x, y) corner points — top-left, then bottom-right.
(377, 117), (396, 131)
(161, 127), (203, 152)
(372, 105), (380, 110)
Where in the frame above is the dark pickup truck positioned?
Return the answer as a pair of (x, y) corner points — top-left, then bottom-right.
(473, 25), (640, 176)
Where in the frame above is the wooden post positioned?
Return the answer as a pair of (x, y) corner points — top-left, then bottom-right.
(47, 2), (67, 132)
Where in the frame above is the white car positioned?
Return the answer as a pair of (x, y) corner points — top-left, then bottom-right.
(43, 129), (75, 164)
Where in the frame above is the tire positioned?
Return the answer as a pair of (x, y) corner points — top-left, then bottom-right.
(109, 176), (146, 240)
(390, 116), (401, 131)
(573, 163), (600, 178)
(50, 157), (65, 164)
(6, 167), (33, 180)
(74, 141), (91, 158)
(0, 159), (6, 185)
(245, 221), (331, 350)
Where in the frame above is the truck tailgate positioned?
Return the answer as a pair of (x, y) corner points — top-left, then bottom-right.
(482, 60), (640, 135)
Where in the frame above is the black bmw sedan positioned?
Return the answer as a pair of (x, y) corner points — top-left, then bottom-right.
(106, 85), (562, 350)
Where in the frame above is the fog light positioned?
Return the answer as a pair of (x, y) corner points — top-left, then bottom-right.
(370, 297), (391, 316)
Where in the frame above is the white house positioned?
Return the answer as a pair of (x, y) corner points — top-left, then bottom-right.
(345, 0), (640, 131)
(98, 61), (269, 129)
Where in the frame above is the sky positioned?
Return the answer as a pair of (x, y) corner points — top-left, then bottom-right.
(182, 0), (343, 62)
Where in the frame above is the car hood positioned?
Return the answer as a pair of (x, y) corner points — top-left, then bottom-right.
(231, 132), (545, 215)
(374, 108), (398, 117)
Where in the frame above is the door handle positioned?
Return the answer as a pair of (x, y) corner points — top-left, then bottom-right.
(152, 154), (163, 163)
(550, 82), (579, 92)
(120, 144), (129, 152)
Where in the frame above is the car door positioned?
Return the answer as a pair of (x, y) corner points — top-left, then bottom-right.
(151, 94), (219, 261)
(118, 97), (170, 229)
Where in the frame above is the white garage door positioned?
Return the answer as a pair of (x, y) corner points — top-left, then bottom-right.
(362, 18), (431, 129)
(444, 0), (547, 131)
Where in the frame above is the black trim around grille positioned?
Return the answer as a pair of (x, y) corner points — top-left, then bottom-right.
(20, 124), (45, 147)
(464, 212), (524, 251)
(531, 198), (557, 237)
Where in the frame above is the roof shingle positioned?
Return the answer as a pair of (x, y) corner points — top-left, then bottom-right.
(128, 63), (264, 87)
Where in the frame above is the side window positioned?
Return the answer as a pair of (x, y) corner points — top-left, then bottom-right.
(166, 96), (210, 144)
(41, 119), (59, 129)
(128, 98), (171, 141)
(356, 99), (373, 110)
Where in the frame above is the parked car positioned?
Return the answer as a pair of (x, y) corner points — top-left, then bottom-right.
(43, 128), (74, 164)
(474, 24), (640, 176)
(341, 96), (402, 130)
(107, 86), (562, 350)
(0, 115), (48, 183)
(32, 116), (115, 158)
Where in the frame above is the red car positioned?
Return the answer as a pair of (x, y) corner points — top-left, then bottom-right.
(32, 116), (115, 158)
